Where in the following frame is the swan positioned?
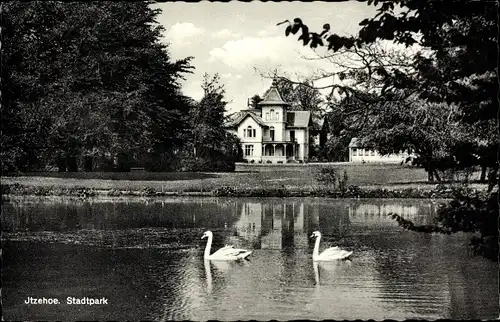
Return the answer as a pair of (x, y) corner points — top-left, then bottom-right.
(310, 231), (352, 261)
(201, 231), (252, 260)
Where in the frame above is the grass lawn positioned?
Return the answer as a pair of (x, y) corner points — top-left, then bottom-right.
(1, 164), (487, 193)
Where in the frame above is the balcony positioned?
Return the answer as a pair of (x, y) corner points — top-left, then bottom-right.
(262, 136), (297, 144)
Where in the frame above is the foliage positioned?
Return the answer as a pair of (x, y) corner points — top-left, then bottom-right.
(315, 167), (349, 190)
(182, 73), (242, 172)
(278, 1), (498, 185)
(249, 94), (263, 108)
(1, 1), (193, 173)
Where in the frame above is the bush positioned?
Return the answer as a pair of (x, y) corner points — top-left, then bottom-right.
(146, 152), (180, 172)
(315, 167), (349, 191)
(180, 157), (235, 172)
(439, 166), (476, 183)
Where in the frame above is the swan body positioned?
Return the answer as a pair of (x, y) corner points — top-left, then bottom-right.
(202, 231), (252, 260)
(311, 231), (352, 261)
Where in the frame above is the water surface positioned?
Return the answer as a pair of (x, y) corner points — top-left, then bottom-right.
(2, 197), (498, 320)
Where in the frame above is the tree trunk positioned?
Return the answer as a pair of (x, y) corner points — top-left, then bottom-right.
(56, 156), (67, 172)
(427, 168), (434, 182)
(66, 156), (78, 172)
(487, 166), (498, 192)
(83, 156), (93, 172)
(480, 166), (487, 182)
(433, 169), (441, 182)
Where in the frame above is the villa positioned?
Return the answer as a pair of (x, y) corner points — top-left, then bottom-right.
(225, 79), (312, 163)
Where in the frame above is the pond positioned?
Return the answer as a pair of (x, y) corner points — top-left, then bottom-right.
(2, 197), (498, 320)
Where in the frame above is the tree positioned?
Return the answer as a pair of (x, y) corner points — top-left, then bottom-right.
(289, 80), (324, 117)
(279, 0), (498, 260)
(184, 73), (241, 171)
(278, 1), (497, 186)
(249, 94), (263, 108)
(1, 1), (193, 172)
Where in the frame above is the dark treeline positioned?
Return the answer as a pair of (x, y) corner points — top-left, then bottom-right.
(2, 1), (240, 173)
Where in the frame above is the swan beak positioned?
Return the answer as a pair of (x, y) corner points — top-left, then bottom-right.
(310, 234), (315, 238)
(201, 235), (206, 239)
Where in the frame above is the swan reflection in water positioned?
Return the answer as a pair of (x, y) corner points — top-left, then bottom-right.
(204, 259), (245, 294)
(313, 260), (353, 286)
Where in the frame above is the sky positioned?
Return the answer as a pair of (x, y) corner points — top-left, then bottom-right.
(152, 1), (379, 113)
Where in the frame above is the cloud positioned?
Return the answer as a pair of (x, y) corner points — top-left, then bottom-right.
(207, 36), (321, 72)
(257, 25), (280, 37)
(212, 29), (242, 39)
(221, 73), (243, 80)
(164, 22), (205, 46)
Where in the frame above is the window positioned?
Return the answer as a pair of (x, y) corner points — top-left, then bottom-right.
(290, 130), (295, 142)
(276, 112), (279, 120)
(253, 129), (256, 137)
(245, 145), (254, 156)
(270, 126), (275, 141)
(266, 113), (269, 120)
(370, 150), (375, 156)
(246, 126), (253, 137)
(365, 149), (369, 156)
(243, 129), (246, 137)
(270, 109), (275, 120)
(352, 148), (357, 156)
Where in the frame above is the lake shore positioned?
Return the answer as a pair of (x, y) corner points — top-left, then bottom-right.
(1, 173), (487, 199)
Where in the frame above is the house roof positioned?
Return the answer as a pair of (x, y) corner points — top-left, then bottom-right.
(286, 111), (311, 128)
(224, 110), (268, 128)
(258, 79), (290, 106)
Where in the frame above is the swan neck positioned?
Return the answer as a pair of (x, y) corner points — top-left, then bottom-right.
(204, 260), (212, 293)
(313, 235), (321, 257)
(313, 262), (320, 286)
(204, 235), (212, 258)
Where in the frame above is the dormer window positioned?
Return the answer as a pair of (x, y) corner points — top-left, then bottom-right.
(270, 109), (275, 120)
(246, 125), (256, 137)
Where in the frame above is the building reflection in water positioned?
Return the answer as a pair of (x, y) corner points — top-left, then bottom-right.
(226, 199), (441, 251)
(347, 200), (437, 226)
(229, 201), (311, 250)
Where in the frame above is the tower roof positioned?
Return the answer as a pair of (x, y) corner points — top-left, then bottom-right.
(258, 79), (290, 106)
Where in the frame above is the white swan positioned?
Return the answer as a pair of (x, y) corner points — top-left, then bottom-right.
(201, 231), (252, 260)
(311, 231), (353, 261)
